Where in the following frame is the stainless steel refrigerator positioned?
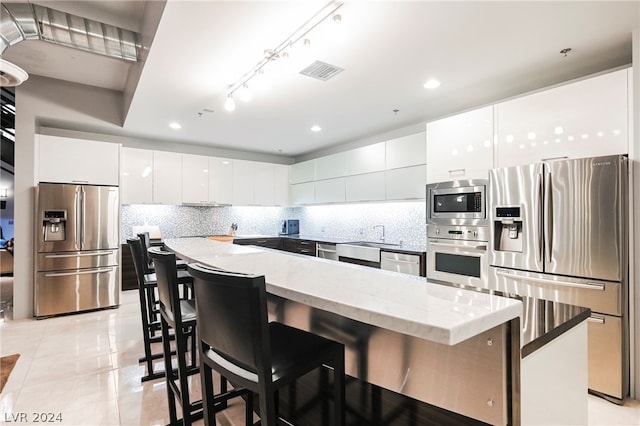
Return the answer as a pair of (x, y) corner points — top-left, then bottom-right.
(35, 183), (120, 318)
(489, 154), (628, 402)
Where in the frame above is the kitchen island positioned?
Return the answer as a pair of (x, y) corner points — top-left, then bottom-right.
(166, 237), (522, 424)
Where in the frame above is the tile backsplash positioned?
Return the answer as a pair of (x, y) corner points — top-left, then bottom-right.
(121, 201), (426, 246)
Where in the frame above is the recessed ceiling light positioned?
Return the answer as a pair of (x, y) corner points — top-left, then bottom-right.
(311, 125), (322, 132)
(169, 122), (181, 130)
(423, 79), (440, 89)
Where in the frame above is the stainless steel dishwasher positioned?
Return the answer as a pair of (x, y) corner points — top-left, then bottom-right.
(316, 243), (338, 261)
(381, 251), (421, 276)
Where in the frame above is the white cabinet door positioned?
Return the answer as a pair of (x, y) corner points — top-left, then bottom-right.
(182, 154), (209, 204)
(38, 135), (120, 185)
(153, 151), (182, 204)
(386, 165), (427, 200)
(254, 162), (274, 206)
(291, 182), (315, 205)
(386, 132), (426, 169)
(290, 159), (315, 183)
(273, 164), (290, 206)
(209, 157), (233, 205)
(315, 152), (346, 180)
(315, 178), (346, 203)
(346, 171), (385, 202)
(426, 106), (494, 183)
(497, 69), (629, 167)
(121, 147), (153, 204)
(232, 160), (255, 205)
(346, 142), (386, 175)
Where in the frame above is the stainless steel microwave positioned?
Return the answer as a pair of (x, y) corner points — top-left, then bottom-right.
(426, 179), (488, 225)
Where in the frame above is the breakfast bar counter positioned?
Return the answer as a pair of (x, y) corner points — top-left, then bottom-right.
(165, 237), (523, 425)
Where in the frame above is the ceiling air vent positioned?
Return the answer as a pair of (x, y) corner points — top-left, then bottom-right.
(299, 60), (344, 81)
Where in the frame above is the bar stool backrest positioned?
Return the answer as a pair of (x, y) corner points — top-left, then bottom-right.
(148, 247), (182, 325)
(188, 263), (272, 379)
(137, 232), (154, 274)
(127, 238), (147, 287)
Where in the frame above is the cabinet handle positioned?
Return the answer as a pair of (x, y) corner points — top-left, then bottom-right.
(448, 169), (465, 177)
(587, 315), (605, 324)
(72, 180), (90, 183)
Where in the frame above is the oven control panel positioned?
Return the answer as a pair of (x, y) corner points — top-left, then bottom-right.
(427, 224), (489, 242)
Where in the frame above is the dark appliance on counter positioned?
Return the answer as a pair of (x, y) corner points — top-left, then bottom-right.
(426, 179), (490, 288)
(489, 154), (628, 403)
(280, 219), (299, 235)
(34, 183), (120, 318)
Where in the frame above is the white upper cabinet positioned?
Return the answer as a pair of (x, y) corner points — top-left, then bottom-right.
(426, 106), (494, 183)
(315, 178), (346, 203)
(290, 159), (315, 183)
(346, 171), (386, 202)
(253, 162), (275, 206)
(273, 164), (290, 206)
(386, 132), (426, 169)
(496, 69), (629, 167)
(315, 152), (346, 180)
(386, 165), (427, 200)
(121, 147), (153, 204)
(232, 160), (255, 205)
(182, 154), (209, 204)
(38, 135), (120, 185)
(209, 157), (234, 205)
(291, 182), (315, 205)
(346, 142), (386, 175)
(153, 151), (182, 205)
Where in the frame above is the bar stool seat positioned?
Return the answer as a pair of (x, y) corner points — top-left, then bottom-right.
(188, 263), (346, 426)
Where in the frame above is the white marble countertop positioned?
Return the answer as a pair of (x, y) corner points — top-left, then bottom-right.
(164, 237), (522, 346)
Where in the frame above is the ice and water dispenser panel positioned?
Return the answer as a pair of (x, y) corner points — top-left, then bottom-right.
(42, 210), (67, 242)
(493, 207), (523, 253)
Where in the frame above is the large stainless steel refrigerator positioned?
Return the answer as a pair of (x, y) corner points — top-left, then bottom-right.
(489, 154), (628, 402)
(35, 183), (120, 318)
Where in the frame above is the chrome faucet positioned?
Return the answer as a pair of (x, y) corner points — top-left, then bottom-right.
(373, 224), (385, 242)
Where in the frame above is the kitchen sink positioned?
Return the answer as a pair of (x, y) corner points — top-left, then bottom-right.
(352, 241), (402, 250)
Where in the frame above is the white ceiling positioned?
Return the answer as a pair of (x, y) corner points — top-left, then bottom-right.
(3, 1), (639, 158)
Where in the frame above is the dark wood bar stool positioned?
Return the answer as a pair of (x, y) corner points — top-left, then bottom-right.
(127, 238), (193, 382)
(150, 249), (247, 426)
(188, 263), (346, 426)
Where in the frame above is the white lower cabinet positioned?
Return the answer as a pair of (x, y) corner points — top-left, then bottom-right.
(346, 172), (385, 202)
(315, 178), (346, 203)
(386, 165), (426, 200)
(153, 151), (182, 205)
(121, 147), (153, 204)
(38, 134), (120, 185)
(182, 154), (209, 204)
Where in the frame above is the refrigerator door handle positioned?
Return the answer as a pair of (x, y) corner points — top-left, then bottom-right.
(80, 186), (86, 250)
(44, 250), (114, 258)
(536, 172), (544, 263)
(75, 186), (82, 249)
(495, 269), (606, 291)
(543, 171), (553, 263)
(44, 267), (114, 277)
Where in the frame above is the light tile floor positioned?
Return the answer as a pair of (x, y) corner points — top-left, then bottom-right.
(1, 291), (638, 425)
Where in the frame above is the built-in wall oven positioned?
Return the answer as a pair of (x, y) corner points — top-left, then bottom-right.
(426, 179), (490, 288)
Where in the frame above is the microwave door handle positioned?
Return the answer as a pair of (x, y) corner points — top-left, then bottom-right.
(543, 171), (552, 263)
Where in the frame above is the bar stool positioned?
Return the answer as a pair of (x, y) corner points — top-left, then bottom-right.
(138, 232), (188, 273)
(127, 238), (193, 382)
(149, 249), (247, 426)
(188, 263), (346, 426)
